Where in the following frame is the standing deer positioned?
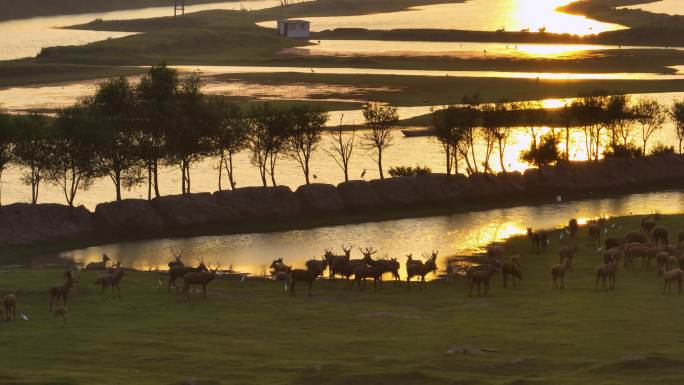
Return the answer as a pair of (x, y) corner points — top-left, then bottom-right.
(588, 223), (601, 246)
(406, 251), (438, 289)
(54, 305), (68, 323)
(527, 228), (548, 254)
(501, 256), (522, 288)
(168, 248), (185, 269)
(568, 219), (579, 240)
(183, 263), (221, 300)
(641, 213), (660, 233)
(468, 260), (501, 296)
(663, 268), (683, 294)
(95, 268), (126, 300)
(551, 258), (572, 290)
(651, 226), (668, 246)
(558, 244), (579, 265)
(168, 258), (208, 292)
(595, 257), (617, 292)
(350, 248), (386, 291)
(85, 254), (111, 270)
(2, 292), (16, 321)
(289, 260), (327, 297)
(324, 244), (354, 279)
(49, 271), (77, 312)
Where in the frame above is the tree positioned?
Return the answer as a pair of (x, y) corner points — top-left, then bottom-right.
(634, 98), (667, 156)
(0, 111), (16, 205)
(558, 102), (575, 160)
(432, 106), (468, 175)
(670, 100), (684, 154)
(13, 114), (52, 204)
(249, 104), (289, 187)
(324, 116), (355, 182)
(89, 77), (144, 201)
(362, 103), (398, 179)
(287, 105), (328, 184)
(136, 63), (179, 199)
(575, 94), (607, 161)
(166, 75), (214, 194)
(47, 105), (100, 207)
(521, 132), (561, 167)
(210, 99), (249, 191)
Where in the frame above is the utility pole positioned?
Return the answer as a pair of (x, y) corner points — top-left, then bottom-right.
(174, 0), (185, 16)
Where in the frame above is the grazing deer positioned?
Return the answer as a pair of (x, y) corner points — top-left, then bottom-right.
(468, 260), (500, 297)
(95, 268), (125, 300)
(54, 305), (68, 323)
(595, 257), (617, 292)
(2, 292), (16, 321)
(624, 243), (656, 270)
(663, 268), (683, 294)
(183, 263), (221, 300)
(558, 244), (579, 265)
(85, 254), (111, 271)
(406, 251), (438, 290)
(49, 271), (77, 312)
(651, 226), (668, 246)
(501, 256), (522, 288)
(551, 258), (572, 290)
(168, 258), (208, 292)
(527, 228), (548, 254)
(168, 248), (185, 269)
(289, 261), (327, 297)
(568, 219), (579, 240)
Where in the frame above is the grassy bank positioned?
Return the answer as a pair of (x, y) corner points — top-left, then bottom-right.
(2, 214), (684, 385)
(0, 0), (229, 22)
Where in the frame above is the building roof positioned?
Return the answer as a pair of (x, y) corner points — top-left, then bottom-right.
(278, 19), (311, 24)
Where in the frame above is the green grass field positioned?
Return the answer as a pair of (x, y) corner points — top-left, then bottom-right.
(1, 214), (684, 385)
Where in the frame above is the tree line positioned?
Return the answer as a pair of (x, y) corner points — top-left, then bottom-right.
(0, 64), (401, 206)
(432, 92), (684, 173)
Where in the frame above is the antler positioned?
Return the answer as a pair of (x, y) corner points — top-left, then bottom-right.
(170, 247), (184, 260)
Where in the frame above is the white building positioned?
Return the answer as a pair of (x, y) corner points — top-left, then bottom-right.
(277, 19), (311, 38)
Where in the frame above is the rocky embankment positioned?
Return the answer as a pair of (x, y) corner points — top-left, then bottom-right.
(3, 155), (684, 248)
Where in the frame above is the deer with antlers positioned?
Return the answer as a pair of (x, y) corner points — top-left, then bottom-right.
(95, 268), (126, 300)
(349, 247), (386, 291)
(168, 258), (208, 292)
(168, 248), (185, 269)
(324, 244), (354, 279)
(85, 254), (111, 271)
(406, 251), (438, 290)
(49, 271), (77, 312)
(183, 262), (221, 300)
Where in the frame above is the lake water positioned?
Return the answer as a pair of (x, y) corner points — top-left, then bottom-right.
(259, 0), (625, 35)
(59, 189), (684, 277)
(0, 0), (281, 61)
(619, 0), (684, 16)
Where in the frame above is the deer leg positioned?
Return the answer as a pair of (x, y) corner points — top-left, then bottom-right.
(203, 284), (207, 299)
(308, 280), (313, 297)
(407, 276), (411, 290)
(468, 281), (473, 297)
(116, 284), (122, 299)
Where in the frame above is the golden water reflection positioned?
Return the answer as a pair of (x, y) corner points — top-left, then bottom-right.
(264, 0), (625, 35)
(61, 190), (684, 278)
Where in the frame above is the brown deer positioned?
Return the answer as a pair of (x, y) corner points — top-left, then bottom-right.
(501, 256), (522, 288)
(663, 268), (683, 294)
(289, 260), (327, 297)
(605, 237), (623, 250)
(625, 231), (648, 244)
(527, 228), (548, 254)
(85, 254), (110, 270)
(349, 248), (386, 291)
(656, 251), (670, 275)
(558, 244), (579, 265)
(2, 292), (16, 321)
(406, 251), (438, 289)
(54, 305), (68, 323)
(595, 257), (617, 292)
(641, 213), (660, 233)
(168, 258), (208, 292)
(588, 223), (601, 246)
(49, 271), (77, 312)
(95, 268), (126, 300)
(269, 258), (291, 277)
(168, 248), (185, 269)
(651, 226), (668, 246)
(183, 263), (221, 300)
(468, 260), (500, 297)
(551, 258), (572, 290)
(324, 244), (354, 279)
(568, 219), (579, 240)
(486, 244), (506, 260)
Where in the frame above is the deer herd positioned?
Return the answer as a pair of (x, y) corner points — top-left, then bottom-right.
(1, 212), (684, 323)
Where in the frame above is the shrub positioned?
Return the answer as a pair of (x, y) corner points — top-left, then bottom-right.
(604, 143), (642, 158)
(388, 165), (432, 177)
(650, 143), (675, 156)
(520, 133), (561, 167)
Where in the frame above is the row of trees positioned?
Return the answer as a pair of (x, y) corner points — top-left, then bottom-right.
(0, 65), (401, 206)
(432, 93), (684, 172)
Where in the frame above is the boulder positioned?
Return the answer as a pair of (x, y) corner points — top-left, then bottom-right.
(213, 186), (301, 220)
(0, 203), (94, 246)
(294, 184), (344, 215)
(95, 199), (166, 235)
(151, 193), (240, 227)
(336, 180), (381, 211)
(405, 173), (462, 205)
(370, 177), (421, 208)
